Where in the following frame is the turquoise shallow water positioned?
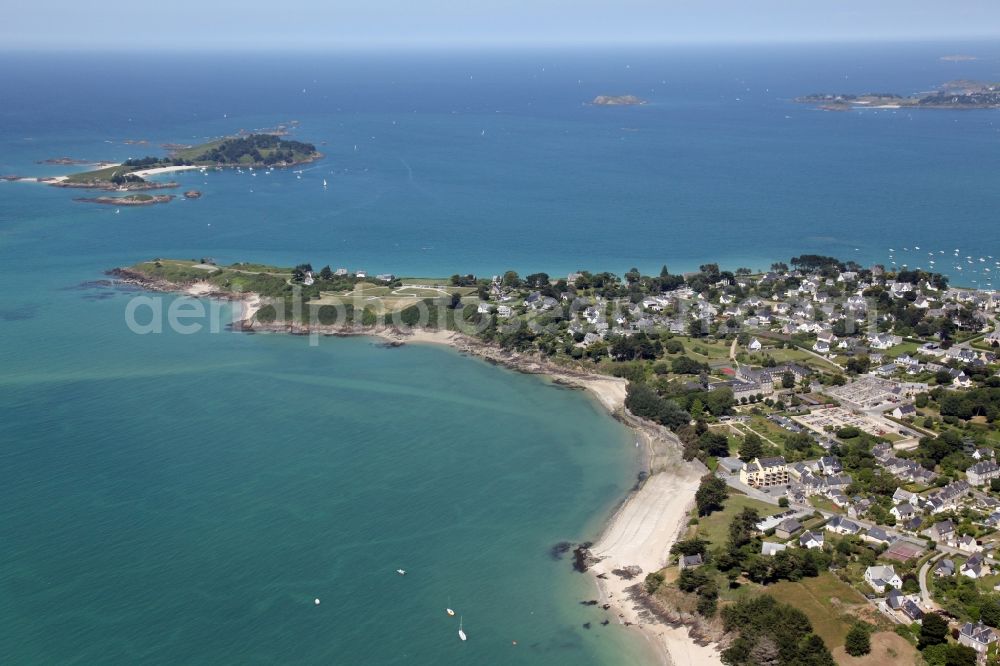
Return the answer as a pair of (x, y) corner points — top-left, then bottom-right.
(2, 42), (1000, 663)
(0, 290), (645, 664)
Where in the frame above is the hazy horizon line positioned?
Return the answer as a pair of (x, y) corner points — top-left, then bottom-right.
(2, 34), (999, 54)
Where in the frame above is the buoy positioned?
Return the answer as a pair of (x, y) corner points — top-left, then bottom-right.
(314, 598), (321, 605)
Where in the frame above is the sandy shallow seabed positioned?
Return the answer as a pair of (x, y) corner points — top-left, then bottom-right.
(101, 271), (723, 665)
(373, 328), (723, 665)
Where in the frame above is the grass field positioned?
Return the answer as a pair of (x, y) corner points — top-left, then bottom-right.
(64, 163), (131, 183)
(765, 573), (868, 648)
(808, 496), (843, 514)
(886, 342), (921, 357)
(667, 336), (732, 361)
(695, 494), (780, 546)
(309, 282), (475, 313)
(831, 632), (919, 666)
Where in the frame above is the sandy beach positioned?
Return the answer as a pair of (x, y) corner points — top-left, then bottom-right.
(372, 327), (721, 665)
(130, 165), (201, 178)
(100, 275), (718, 666)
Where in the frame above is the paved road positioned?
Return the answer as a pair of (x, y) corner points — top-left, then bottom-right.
(919, 553), (944, 609)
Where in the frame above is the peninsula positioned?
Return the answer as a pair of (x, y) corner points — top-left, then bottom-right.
(797, 80), (1000, 111)
(52, 133), (322, 191)
(111, 253), (1000, 666)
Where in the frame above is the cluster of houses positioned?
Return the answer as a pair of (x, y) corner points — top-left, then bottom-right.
(297, 268), (395, 286)
(524, 264), (996, 354)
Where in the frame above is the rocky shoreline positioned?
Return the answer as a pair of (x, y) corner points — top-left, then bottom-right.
(77, 194), (175, 206)
(55, 180), (180, 191)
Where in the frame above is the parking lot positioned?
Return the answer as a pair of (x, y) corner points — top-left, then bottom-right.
(823, 376), (904, 409)
(793, 406), (891, 437)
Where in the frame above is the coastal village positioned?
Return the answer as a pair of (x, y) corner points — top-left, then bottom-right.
(123, 252), (1000, 664)
(453, 254), (1000, 664)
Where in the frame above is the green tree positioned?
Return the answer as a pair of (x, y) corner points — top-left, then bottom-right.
(699, 431), (730, 458)
(980, 598), (1000, 627)
(844, 623), (870, 657)
(319, 265), (333, 280)
(728, 507), (760, 551)
(781, 371), (795, 389)
(918, 612), (948, 650)
(738, 433), (764, 462)
(695, 474), (729, 516)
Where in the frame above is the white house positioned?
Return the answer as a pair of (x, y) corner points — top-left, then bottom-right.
(865, 565), (902, 593)
(956, 534), (983, 554)
(892, 404), (917, 419)
(961, 553), (990, 579)
(890, 503), (915, 522)
(799, 531), (824, 549)
(748, 338), (762, 352)
(825, 515), (862, 536)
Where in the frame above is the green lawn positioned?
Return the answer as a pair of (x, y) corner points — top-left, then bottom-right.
(670, 336), (732, 361)
(763, 573), (868, 648)
(887, 342), (921, 357)
(695, 494), (780, 547)
(808, 496), (843, 514)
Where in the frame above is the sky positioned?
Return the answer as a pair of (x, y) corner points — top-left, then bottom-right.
(3, 0), (1000, 50)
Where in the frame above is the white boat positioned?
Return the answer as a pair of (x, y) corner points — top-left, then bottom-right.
(396, 569), (406, 576)
(458, 617), (467, 641)
(323, 179), (328, 188)
(446, 608), (455, 616)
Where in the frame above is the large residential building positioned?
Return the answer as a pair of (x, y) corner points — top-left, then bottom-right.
(959, 621), (999, 653)
(740, 456), (789, 488)
(967, 461), (1000, 486)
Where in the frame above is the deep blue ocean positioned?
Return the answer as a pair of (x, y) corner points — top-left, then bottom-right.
(1, 41), (999, 664)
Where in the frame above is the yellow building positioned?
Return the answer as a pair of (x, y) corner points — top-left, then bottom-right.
(740, 456), (788, 488)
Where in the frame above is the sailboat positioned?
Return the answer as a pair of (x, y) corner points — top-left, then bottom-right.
(323, 179), (328, 188)
(458, 617), (467, 641)
(446, 596), (455, 616)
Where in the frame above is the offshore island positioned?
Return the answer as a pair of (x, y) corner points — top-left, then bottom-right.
(110, 254), (1000, 665)
(591, 95), (647, 106)
(797, 79), (1000, 111)
(24, 133), (321, 206)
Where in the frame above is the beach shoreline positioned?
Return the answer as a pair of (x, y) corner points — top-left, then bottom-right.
(245, 320), (719, 665)
(104, 270), (719, 664)
(368, 328), (723, 665)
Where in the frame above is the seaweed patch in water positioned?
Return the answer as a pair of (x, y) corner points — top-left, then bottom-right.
(0, 304), (38, 321)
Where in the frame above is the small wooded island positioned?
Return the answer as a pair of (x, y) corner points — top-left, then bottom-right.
(591, 95), (647, 106)
(797, 80), (1000, 111)
(76, 194), (174, 206)
(55, 133), (322, 192)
